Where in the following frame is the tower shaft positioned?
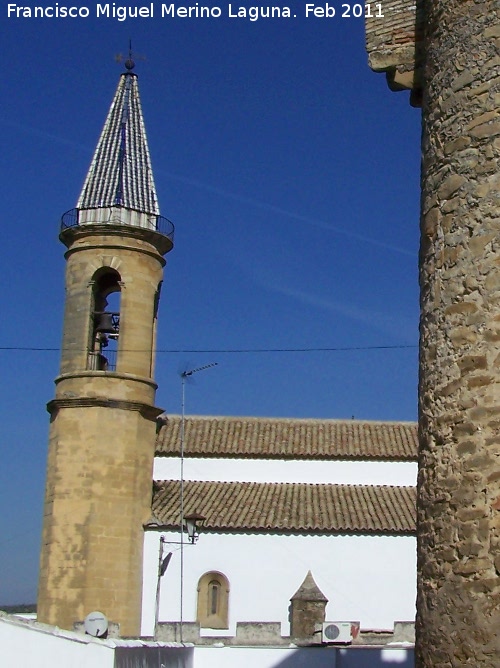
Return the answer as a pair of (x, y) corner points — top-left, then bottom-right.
(417, 2), (500, 664)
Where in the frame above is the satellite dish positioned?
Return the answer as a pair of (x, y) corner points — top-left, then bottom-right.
(84, 611), (109, 638)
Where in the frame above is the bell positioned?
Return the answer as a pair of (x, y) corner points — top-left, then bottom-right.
(95, 312), (116, 334)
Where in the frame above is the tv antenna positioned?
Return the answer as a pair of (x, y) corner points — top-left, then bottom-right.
(179, 362), (218, 642)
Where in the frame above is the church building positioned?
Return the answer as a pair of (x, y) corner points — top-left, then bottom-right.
(37, 59), (418, 644)
(146, 415), (417, 642)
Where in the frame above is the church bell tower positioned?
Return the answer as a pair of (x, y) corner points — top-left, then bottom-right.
(37, 58), (174, 636)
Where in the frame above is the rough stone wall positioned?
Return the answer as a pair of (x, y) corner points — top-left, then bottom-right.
(417, 2), (500, 665)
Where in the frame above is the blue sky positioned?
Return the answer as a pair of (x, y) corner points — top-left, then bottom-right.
(1, 6), (421, 604)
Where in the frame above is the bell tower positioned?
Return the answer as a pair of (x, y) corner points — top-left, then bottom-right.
(37, 58), (174, 636)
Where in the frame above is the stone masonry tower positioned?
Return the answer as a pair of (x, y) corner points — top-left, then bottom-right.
(367, 1), (500, 665)
(37, 58), (174, 636)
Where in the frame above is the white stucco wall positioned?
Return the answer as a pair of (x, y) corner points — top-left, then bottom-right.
(142, 531), (416, 638)
(0, 614), (114, 668)
(153, 457), (417, 486)
(196, 646), (334, 668)
(194, 645), (413, 668)
(0, 614), (194, 668)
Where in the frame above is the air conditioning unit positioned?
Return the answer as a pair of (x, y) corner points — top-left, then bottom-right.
(322, 621), (360, 644)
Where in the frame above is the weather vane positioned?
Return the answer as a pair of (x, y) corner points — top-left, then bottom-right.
(115, 39), (146, 71)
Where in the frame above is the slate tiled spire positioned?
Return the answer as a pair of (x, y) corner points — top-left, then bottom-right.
(77, 61), (159, 221)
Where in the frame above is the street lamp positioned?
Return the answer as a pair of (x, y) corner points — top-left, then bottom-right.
(153, 513), (205, 641)
(184, 512), (206, 544)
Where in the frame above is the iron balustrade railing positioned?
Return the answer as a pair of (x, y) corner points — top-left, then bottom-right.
(60, 207), (175, 242)
(61, 208), (79, 229)
(88, 349), (118, 372)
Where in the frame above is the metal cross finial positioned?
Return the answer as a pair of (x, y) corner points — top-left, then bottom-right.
(124, 39), (135, 71)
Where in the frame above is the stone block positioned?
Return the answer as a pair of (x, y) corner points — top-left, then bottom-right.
(235, 622), (283, 644)
(156, 622), (200, 642)
(438, 174), (467, 200)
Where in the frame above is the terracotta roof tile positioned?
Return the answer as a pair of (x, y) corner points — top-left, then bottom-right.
(150, 480), (416, 535)
(155, 415), (417, 461)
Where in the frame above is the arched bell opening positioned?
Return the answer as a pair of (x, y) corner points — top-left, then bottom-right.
(88, 268), (122, 371)
(149, 280), (163, 377)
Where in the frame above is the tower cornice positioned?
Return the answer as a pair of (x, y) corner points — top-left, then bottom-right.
(47, 396), (164, 422)
(59, 219), (173, 258)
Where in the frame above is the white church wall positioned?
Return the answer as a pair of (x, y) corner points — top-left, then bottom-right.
(153, 457), (417, 486)
(142, 530), (416, 638)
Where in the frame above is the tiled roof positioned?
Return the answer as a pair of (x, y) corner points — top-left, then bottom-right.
(77, 71), (159, 215)
(150, 480), (416, 534)
(155, 415), (418, 461)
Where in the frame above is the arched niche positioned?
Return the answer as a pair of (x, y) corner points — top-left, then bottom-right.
(196, 571), (230, 630)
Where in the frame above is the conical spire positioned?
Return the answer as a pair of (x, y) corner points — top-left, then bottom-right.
(290, 571), (328, 602)
(76, 64), (160, 227)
